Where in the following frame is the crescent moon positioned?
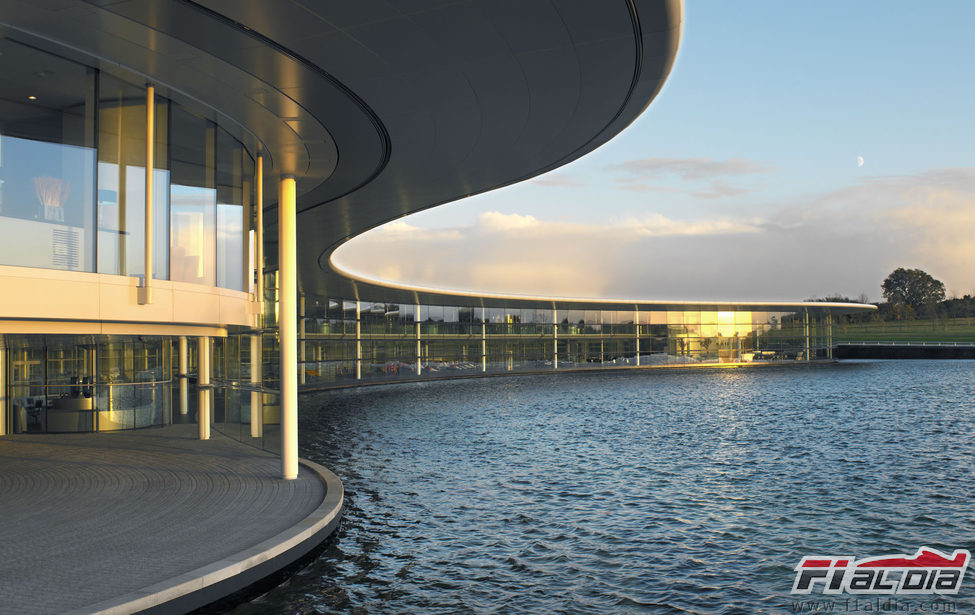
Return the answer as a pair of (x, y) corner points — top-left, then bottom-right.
(857, 156), (864, 168)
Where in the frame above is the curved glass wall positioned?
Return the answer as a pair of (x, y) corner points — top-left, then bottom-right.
(0, 36), (252, 291)
(5, 334), (171, 433)
(243, 282), (835, 393)
(191, 288), (840, 452)
(286, 299), (828, 387)
(0, 38), (95, 272)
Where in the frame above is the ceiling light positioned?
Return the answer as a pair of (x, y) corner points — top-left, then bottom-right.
(27, 95), (37, 100)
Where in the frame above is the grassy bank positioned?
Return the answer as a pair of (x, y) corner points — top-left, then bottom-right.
(832, 317), (975, 343)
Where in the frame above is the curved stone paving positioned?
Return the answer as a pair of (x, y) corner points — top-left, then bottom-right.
(0, 425), (325, 614)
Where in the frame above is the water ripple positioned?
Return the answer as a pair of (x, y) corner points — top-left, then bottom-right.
(234, 361), (975, 614)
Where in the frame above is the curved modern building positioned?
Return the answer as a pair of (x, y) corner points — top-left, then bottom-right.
(0, 2), (872, 480)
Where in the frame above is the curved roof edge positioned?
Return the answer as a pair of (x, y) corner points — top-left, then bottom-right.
(298, 0), (684, 299)
(329, 256), (877, 314)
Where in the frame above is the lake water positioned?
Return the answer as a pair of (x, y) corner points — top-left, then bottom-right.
(233, 361), (975, 614)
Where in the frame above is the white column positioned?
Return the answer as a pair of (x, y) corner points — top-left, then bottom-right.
(178, 336), (188, 415)
(255, 154), (264, 311)
(804, 309), (811, 361)
(197, 336), (210, 440)
(240, 155), (250, 297)
(827, 310), (834, 360)
(355, 300), (362, 380)
(0, 335), (6, 436)
(415, 304), (422, 375)
(90, 346), (98, 432)
(250, 333), (262, 438)
(279, 176), (299, 480)
(635, 309), (641, 366)
(250, 153), (264, 438)
(299, 294), (306, 385)
(138, 84), (155, 305)
(481, 307), (487, 373)
(601, 312), (606, 362)
(553, 310), (558, 370)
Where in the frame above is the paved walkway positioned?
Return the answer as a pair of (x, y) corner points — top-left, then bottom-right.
(0, 425), (326, 614)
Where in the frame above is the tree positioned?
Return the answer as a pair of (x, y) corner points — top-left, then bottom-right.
(881, 268), (945, 315)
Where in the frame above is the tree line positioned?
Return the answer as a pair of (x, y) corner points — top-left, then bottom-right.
(813, 267), (975, 322)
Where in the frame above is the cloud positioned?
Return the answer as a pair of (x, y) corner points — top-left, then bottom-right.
(690, 180), (752, 199)
(333, 210), (767, 298)
(624, 213), (763, 237)
(606, 156), (773, 200)
(332, 168), (975, 301)
(608, 156), (774, 181)
(370, 220), (463, 241)
(873, 168), (975, 296)
(529, 173), (584, 188)
(616, 183), (683, 194)
(476, 211), (540, 232)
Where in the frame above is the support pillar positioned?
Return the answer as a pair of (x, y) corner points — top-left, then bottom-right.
(250, 334), (263, 438)
(279, 176), (298, 480)
(481, 307), (487, 373)
(355, 300), (362, 381)
(600, 312), (605, 363)
(553, 310), (558, 370)
(0, 335), (6, 436)
(635, 309), (641, 366)
(255, 154), (264, 309)
(90, 345), (98, 432)
(415, 304), (422, 375)
(197, 336), (210, 440)
(827, 310), (834, 360)
(138, 84), (155, 305)
(251, 152), (264, 438)
(804, 309), (811, 361)
(299, 294), (306, 385)
(178, 336), (188, 415)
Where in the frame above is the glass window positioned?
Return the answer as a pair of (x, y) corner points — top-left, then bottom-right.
(0, 39), (95, 272)
(97, 75), (169, 279)
(169, 106), (216, 285)
(215, 125), (250, 291)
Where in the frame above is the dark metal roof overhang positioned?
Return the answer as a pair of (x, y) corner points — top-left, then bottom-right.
(1, 2), (872, 316)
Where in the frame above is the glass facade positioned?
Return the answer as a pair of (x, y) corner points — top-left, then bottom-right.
(0, 38), (96, 272)
(275, 298), (833, 391)
(0, 296), (836, 445)
(0, 32), (844, 456)
(5, 334), (171, 433)
(0, 35), (252, 289)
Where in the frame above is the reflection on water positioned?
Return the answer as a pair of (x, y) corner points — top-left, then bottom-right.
(232, 361), (975, 614)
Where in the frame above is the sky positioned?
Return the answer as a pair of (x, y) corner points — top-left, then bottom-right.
(334, 1), (975, 303)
